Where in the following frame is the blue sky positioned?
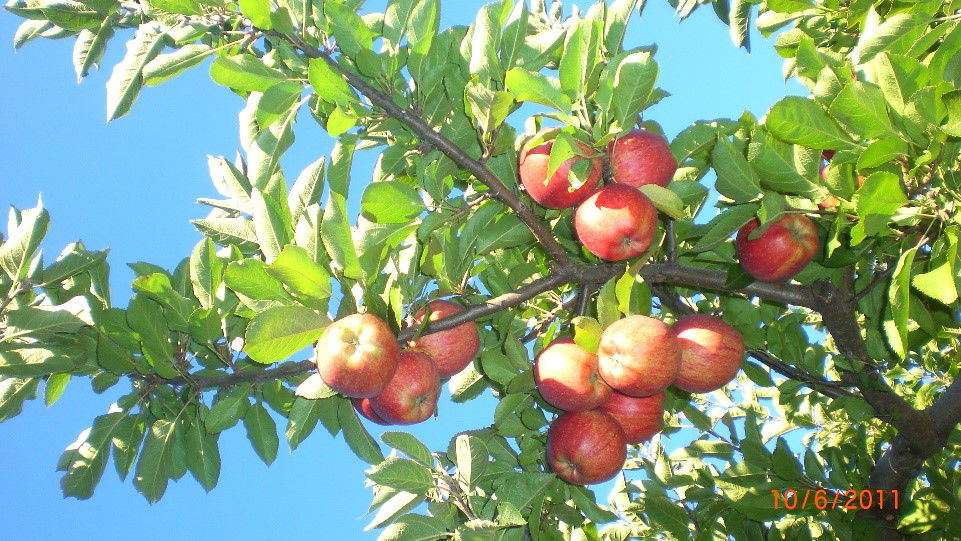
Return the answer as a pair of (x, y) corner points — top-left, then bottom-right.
(0, 1), (804, 539)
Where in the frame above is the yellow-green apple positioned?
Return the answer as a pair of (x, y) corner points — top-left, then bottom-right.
(371, 350), (440, 425)
(518, 129), (603, 209)
(735, 214), (819, 282)
(597, 391), (664, 444)
(608, 130), (678, 188)
(534, 338), (612, 412)
(352, 397), (390, 425)
(574, 184), (658, 262)
(597, 315), (680, 397)
(547, 410), (627, 485)
(407, 299), (480, 378)
(672, 315), (745, 393)
(315, 313), (399, 398)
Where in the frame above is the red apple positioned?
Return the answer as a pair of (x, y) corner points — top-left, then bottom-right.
(407, 299), (480, 378)
(574, 184), (658, 262)
(315, 313), (399, 398)
(735, 214), (819, 282)
(547, 410), (627, 485)
(370, 350), (440, 425)
(608, 130), (678, 188)
(597, 315), (680, 397)
(352, 397), (390, 425)
(518, 129), (603, 209)
(534, 339), (612, 412)
(672, 315), (745, 393)
(597, 391), (664, 444)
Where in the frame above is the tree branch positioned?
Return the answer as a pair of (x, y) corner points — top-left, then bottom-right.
(277, 33), (572, 266)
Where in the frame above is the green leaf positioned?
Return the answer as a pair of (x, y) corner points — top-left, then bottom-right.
(912, 227), (959, 305)
(294, 373), (337, 399)
(288, 157), (326, 222)
(729, 0), (751, 50)
(41, 244), (108, 286)
(44, 373), (70, 406)
(105, 26), (167, 121)
(4, 299), (94, 341)
(828, 82), (894, 139)
(0, 377), (38, 423)
(322, 140), (362, 279)
(765, 96), (851, 149)
(59, 412), (128, 499)
(771, 437), (802, 481)
(256, 82), (302, 129)
(746, 130), (817, 195)
(0, 348), (75, 378)
(244, 403), (279, 465)
(505, 68), (572, 113)
(244, 305), (329, 364)
(604, 0), (640, 54)
(382, 432), (433, 467)
(712, 138), (761, 202)
(111, 413), (145, 481)
(378, 514), (449, 541)
(572, 316), (602, 354)
(857, 137), (909, 169)
(855, 13), (923, 65)
(239, 0), (271, 28)
(185, 420), (220, 492)
(0, 198), (49, 281)
(644, 495), (691, 539)
(338, 398), (384, 464)
(224, 259), (295, 303)
(596, 277), (619, 328)
(885, 246), (917, 359)
(361, 182), (425, 224)
(210, 54), (286, 93)
(308, 58), (357, 105)
(192, 217), (259, 248)
(475, 215), (534, 254)
(131, 273), (193, 331)
(368, 457), (433, 494)
(467, 2), (503, 82)
(72, 16), (115, 82)
(205, 384), (251, 433)
(500, 0), (528, 69)
(558, 17), (599, 100)
(267, 245), (331, 301)
(851, 172), (908, 244)
(285, 396), (329, 450)
(189, 238), (223, 310)
(638, 184), (685, 218)
(251, 188), (293, 263)
(613, 50), (659, 129)
(133, 419), (177, 503)
(454, 434), (488, 488)
(691, 204), (758, 252)
(143, 44), (213, 86)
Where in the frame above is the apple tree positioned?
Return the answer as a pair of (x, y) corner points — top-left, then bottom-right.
(3, 0), (961, 539)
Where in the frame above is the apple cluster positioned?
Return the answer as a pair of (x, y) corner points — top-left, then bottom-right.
(538, 314), (745, 485)
(520, 127), (821, 283)
(519, 128), (677, 262)
(313, 300), (479, 426)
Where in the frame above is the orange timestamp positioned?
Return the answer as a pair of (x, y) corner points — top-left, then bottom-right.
(771, 489), (900, 511)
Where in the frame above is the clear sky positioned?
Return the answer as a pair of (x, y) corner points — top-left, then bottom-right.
(0, 1), (804, 539)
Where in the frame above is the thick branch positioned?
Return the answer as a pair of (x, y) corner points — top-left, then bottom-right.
(278, 33), (572, 265)
(747, 349), (854, 400)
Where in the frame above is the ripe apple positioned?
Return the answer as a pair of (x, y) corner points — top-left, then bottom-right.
(672, 315), (745, 393)
(735, 214), (819, 282)
(597, 315), (680, 397)
(407, 299), (480, 378)
(608, 130), (678, 188)
(547, 410), (627, 485)
(534, 338), (612, 412)
(315, 313), (399, 398)
(371, 350), (441, 425)
(518, 129), (603, 209)
(597, 391), (664, 444)
(352, 397), (390, 425)
(574, 184), (658, 262)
